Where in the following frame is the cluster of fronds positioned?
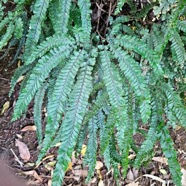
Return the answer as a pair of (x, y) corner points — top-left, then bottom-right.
(2, 0), (186, 185)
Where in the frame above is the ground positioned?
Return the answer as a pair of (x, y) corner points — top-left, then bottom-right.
(0, 52), (186, 186)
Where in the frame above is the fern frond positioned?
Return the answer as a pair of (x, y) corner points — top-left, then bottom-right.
(24, 0), (50, 59)
(134, 98), (159, 168)
(170, 29), (186, 67)
(160, 126), (182, 186)
(55, 0), (72, 34)
(39, 50), (85, 157)
(113, 47), (151, 123)
(25, 35), (74, 65)
(99, 49), (125, 107)
(9, 64), (34, 96)
(50, 55), (96, 185)
(84, 116), (98, 182)
(78, 0), (92, 37)
(115, 35), (164, 76)
(177, 20), (186, 32)
(163, 83), (186, 127)
(12, 45), (72, 121)
(0, 23), (15, 50)
(34, 82), (48, 145)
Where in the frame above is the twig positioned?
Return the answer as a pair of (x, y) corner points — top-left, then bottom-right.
(10, 148), (24, 167)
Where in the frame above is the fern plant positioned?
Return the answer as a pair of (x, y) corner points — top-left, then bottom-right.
(5, 0), (186, 185)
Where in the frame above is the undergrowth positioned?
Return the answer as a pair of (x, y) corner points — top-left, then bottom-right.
(0, 0), (186, 185)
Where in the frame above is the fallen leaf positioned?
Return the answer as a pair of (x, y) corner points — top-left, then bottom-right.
(15, 139), (30, 162)
(126, 182), (139, 186)
(67, 162), (73, 171)
(54, 142), (61, 147)
(181, 168), (186, 186)
(160, 169), (167, 175)
(21, 125), (36, 132)
(143, 174), (166, 186)
(73, 169), (88, 177)
(97, 169), (102, 179)
(1, 101), (10, 115)
(95, 161), (103, 170)
(17, 75), (24, 83)
(81, 144), (87, 156)
(36, 154), (54, 168)
(98, 180), (104, 186)
(128, 154), (136, 160)
(152, 157), (168, 165)
(48, 179), (52, 186)
(22, 170), (42, 182)
(127, 169), (134, 181)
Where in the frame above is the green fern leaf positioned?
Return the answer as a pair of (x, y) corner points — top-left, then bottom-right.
(134, 98), (159, 168)
(160, 126), (182, 186)
(38, 50), (86, 159)
(9, 64), (34, 96)
(116, 34), (164, 76)
(113, 47), (151, 123)
(25, 35), (74, 65)
(100, 49), (125, 107)
(84, 116), (98, 182)
(34, 82), (48, 145)
(24, 0), (50, 59)
(78, 0), (92, 37)
(51, 55), (96, 186)
(0, 23), (15, 50)
(55, 0), (72, 34)
(170, 29), (186, 67)
(12, 45), (72, 121)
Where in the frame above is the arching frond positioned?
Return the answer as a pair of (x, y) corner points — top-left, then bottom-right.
(51, 55), (96, 185)
(24, 0), (50, 59)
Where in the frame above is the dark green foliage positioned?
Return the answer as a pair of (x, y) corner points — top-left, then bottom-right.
(1, 0), (185, 185)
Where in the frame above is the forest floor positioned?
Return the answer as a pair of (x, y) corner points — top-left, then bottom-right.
(1, 49), (186, 186)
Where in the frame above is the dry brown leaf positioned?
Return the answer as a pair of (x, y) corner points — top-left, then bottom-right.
(21, 125), (36, 132)
(17, 75), (25, 83)
(1, 101), (10, 115)
(15, 139), (30, 162)
(48, 179), (52, 186)
(81, 144), (87, 156)
(36, 154), (54, 168)
(127, 169), (135, 181)
(23, 170), (42, 182)
(152, 157), (168, 165)
(97, 169), (102, 179)
(66, 162), (73, 171)
(181, 168), (186, 186)
(73, 169), (88, 177)
(95, 161), (103, 170)
(98, 180), (104, 186)
(143, 174), (166, 186)
(126, 182), (139, 186)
